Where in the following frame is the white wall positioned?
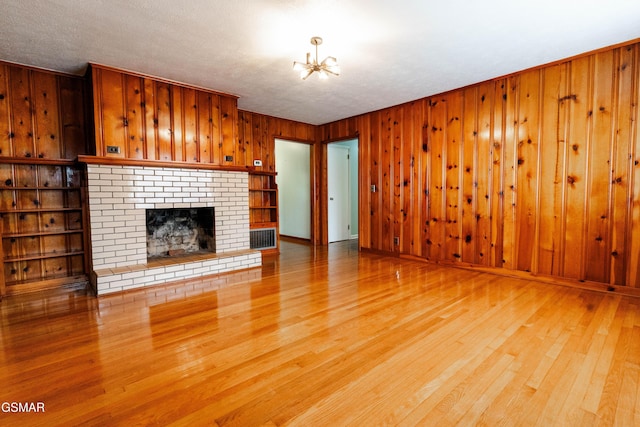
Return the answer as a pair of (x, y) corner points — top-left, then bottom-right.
(275, 140), (311, 239)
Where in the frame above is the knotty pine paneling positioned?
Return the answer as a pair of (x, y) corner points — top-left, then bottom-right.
(319, 41), (640, 291)
(90, 65), (239, 166)
(0, 62), (88, 295)
(237, 110), (316, 172)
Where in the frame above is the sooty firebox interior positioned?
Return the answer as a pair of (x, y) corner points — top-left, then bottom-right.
(146, 208), (215, 259)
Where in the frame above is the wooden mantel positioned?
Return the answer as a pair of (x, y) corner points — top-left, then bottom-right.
(77, 155), (254, 172)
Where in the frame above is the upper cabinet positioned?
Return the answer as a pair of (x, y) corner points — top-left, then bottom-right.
(90, 64), (241, 167)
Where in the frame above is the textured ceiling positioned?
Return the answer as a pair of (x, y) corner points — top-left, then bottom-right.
(1, 1), (639, 125)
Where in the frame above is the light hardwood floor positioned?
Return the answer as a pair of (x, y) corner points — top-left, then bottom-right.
(1, 240), (639, 426)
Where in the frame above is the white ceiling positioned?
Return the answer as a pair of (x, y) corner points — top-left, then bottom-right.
(1, 1), (639, 125)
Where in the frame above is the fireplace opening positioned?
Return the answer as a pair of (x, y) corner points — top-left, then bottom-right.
(146, 208), (215, 260)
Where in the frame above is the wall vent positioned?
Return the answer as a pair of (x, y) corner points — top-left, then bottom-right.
(250, 227), (277, 250)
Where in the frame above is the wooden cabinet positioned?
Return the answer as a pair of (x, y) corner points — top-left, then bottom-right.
(249, 172), (278, 253)
(0, 162), (87, 294)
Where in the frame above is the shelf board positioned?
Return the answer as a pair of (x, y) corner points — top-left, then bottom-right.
(0, 207), (83, 214)
(249, 188), (277, 192)
(249, 206), (277, 209)
(3, 229), (83, 239)
(4, 250), (85, 263)
(0, 157), (78, 166)
(2, 186), (81, 190)
(4, 274), (87, 291)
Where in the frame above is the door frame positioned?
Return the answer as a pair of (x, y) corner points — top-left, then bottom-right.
(322, 136), (360, 246)
(274, 137), (317, 244)
(328, 144), (351, 242)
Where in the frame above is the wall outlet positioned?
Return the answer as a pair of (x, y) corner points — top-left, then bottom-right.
(253, 159), (263, 167)
(106, 145), (120, 154)
(394, 236), (400, 246)
(225, 155), (233, 162)
(371, 184), (376, 192)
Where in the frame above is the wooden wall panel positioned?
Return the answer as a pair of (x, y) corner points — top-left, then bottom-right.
(429, 97), (446, 260)
(170, 86), (184, 162)
(95, 68), (126, 158)
(0, 66), (10, 157)
(0, 63), (87, 160)
(236, 110), (315, 172)
(143, 79), (157, 160)
(370, 111), (382, 250)
(476, 82), (494, 266)
(91, 64), (242, 167)
(461, 87), (477, 263)
(32, 73), (61, 159)
(381, 109), (392, 252)
(9, 67), (35, 158)
(155, 82), (172, 161)
(585, 50), (615, 283)
(491, 81), (506, 267)
(319, 40), (640, 292)
(221, 96), (238, 165)
(197, 92), (212, 163)
(537, 63), (567, 277)
(445, 93), (462, 261)
(628, 45), (640, 288)
(611, 46), (635, 286)
(124, 75), (145, 159)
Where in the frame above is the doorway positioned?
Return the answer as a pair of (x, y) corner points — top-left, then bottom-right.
(275, 139), (311, 240)
(328, 139), (358, 243)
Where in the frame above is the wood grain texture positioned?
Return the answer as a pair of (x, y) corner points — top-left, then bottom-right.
(91, 65), (239, 166)
(319, 41), (640, 290)
(0, 62), (88, 294)
(1, 240), (639, 426)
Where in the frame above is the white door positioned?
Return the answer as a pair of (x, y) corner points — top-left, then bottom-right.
(328, 145), (350, 242)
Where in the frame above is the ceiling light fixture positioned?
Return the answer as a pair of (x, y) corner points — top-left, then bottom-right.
(293, 37), (340, 80)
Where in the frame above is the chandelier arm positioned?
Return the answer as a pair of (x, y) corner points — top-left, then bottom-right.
(301, 68), (314, 80)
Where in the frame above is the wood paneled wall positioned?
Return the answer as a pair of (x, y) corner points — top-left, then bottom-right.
(237, 110), (316, 172)
(0, 63), (87, 160)
(0, 62), (89, 295)
(320, 42), (640, 290)
(91, 65), (240, 166)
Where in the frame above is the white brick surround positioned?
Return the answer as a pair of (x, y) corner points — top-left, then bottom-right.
(86, 164), (261, 295)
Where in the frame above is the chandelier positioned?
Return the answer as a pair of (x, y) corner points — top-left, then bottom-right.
(293, 37), (340, 80)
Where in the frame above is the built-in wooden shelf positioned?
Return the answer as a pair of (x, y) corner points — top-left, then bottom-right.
(1, 163), (88, 294)
(249, 172), (279, 254)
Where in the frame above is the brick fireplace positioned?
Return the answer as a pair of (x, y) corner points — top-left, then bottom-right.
(85, 164), (261, 295)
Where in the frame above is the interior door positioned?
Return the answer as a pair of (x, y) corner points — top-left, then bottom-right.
(328, 145), (350, 242)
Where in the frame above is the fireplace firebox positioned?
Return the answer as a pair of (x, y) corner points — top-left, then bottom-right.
(146, 208), (215, 259)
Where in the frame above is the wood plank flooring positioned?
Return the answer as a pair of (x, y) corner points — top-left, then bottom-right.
(1, 239), (639, 426)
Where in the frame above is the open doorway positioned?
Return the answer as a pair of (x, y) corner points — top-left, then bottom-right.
(328, 139), (358, 243)
(275, 139), (311, 240)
